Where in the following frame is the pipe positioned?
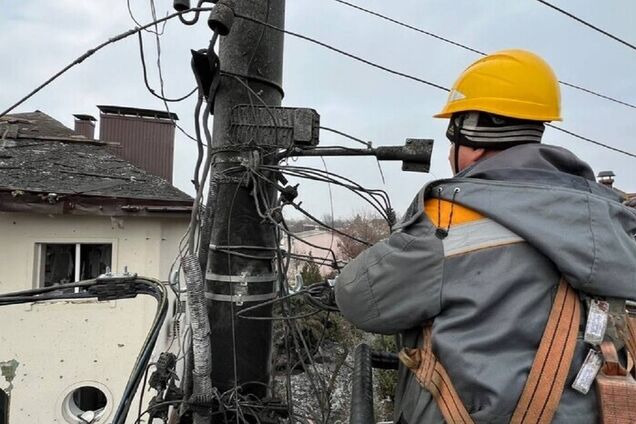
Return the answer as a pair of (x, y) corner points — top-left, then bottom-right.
(181, 254), (214, 424)
(371, 351), (400, 370)
(350, 344), (375, 424)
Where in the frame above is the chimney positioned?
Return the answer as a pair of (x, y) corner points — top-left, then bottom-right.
(597, 170), (615, 187)
(97, 105), (177, 183)
(73, 114), (96, 139)
(597, 170), (616, 187)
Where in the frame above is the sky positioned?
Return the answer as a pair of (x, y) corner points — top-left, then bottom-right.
(2, 0), (636, 219)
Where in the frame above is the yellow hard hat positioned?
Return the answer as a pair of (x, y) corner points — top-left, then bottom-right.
(434, 49), (561, 122)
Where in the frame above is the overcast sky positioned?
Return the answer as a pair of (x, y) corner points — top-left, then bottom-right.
(2, 0), (635, 219)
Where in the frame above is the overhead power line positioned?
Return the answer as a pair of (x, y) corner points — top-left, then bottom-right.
(329, 0), (636, 111)
(0, 6), (213, 119)
(545, 124), (636, 159)
(235, 13), (449, 91)
(2, 6), (634, 160)
(537, 0), (636, 52)
(331, 0), (486, 56)
(236, 13), (636, 159)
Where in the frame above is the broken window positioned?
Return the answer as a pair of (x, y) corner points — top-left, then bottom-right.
(38, 243), (112, 287)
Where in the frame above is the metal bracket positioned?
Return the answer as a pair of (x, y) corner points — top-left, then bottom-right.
(206, 272), (278, 306)
(204, 292), (277, 306)
(230, 105), (320, 147)
(286, 138), (434, 173)
(206, 272), (277, 283)
(376, 138), (433, 172)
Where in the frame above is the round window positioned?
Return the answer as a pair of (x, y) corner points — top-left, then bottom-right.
(61, 384), (110, 423)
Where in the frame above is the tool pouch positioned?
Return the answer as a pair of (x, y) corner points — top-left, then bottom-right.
(596, 341), (636, 423)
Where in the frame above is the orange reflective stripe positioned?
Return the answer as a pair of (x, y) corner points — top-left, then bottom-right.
(424, 198), (485, 227)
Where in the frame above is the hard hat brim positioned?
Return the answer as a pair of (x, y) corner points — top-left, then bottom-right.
(433, 97), (562, 122)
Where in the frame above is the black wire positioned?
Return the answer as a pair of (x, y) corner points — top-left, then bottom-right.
(136, 363), (154, 422)
(192, 94), (205, 191)
(545, 123), (636, 159)
(558, 80), (636, 111)
(331, 0), (486, 55)
(330, 0), (636, 111)
(262, 164), (391, 220)
(126, 0), (167, 35)
(234, 12), (449, 92)
(292, 202), (371, 246)
(137, 32), (198, 102)
(0, 6), (213, 119)
(537, 0), (636, 52)
(319, 126), (372, 148)
(134, 400), (185, 423)
(235, 13), (636, 160)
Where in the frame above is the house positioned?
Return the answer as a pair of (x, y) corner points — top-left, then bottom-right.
(596, 170), (635, 203)
(286, 227), (345, 283)
(0, 109), (191, 423)
(0, 109), (192, 292)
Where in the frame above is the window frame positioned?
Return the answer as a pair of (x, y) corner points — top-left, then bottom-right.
(33, 240), (117, 288)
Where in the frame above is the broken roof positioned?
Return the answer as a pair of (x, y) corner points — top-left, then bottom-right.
(0, 111), (192, 207)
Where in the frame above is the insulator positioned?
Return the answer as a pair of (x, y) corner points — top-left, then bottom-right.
(173, 0), (191, 12)
(208, 0), (236, 35)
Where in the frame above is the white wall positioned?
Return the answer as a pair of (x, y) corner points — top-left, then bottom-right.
(0, 212), (189, 293)
(0, 211), (190, 423)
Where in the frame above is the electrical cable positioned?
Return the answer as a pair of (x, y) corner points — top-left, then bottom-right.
(127, 0), (168, 35)
(545, 123), (636, 159)
(330, 0), (636, 111)
(234, 13), (636, 159)
(234, 13), (449, 92)
(536, 0), (636, 53)
(148, 2), (201, 146)
(137, 31), (198, 102)
(319, 126), (372, 148)
(0, 6), (214, 119)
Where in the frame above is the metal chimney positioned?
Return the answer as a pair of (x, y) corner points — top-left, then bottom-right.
(97, 105), (177, 183)
(73, 114), (96, 139)
(597, 170), (616, 187)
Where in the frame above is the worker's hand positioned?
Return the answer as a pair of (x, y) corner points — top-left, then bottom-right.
(624, 197), (636, 208)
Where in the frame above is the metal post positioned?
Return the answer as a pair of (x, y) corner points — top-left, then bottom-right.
(204, 0), (285, 417)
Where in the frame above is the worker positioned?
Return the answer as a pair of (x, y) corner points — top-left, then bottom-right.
(335, 49), (636, 423)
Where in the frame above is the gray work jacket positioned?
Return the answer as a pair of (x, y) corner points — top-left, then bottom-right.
(335, 143), (636, 423)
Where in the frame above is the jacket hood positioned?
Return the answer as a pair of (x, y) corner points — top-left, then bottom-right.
(403, 143), (636, 299)
(460, 142), (597, 181)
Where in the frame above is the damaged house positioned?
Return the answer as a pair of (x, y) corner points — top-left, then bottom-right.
(0, 107), (194, 422)
(0, 107), (192, 293)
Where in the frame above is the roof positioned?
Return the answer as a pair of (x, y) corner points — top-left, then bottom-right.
(73, 114), (96, 122)
(97, 105), (178, 121)
(0, 111), (192, 213)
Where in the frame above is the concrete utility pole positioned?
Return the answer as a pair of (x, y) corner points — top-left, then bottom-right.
(204, 0), (285, 416)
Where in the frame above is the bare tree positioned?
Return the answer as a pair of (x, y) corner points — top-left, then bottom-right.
(337, 213), (390, 260)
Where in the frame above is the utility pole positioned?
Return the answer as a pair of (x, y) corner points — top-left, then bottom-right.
(204, 0), (285, 417)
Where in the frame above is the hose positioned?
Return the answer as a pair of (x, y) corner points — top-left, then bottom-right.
(350, 343), (375, 424)
(181, 254), (214, 424)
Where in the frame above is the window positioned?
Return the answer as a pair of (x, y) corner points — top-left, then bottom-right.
(38, 243), (112, 287)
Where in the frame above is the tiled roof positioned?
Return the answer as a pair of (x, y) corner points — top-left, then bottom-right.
(0, 111), (191, 203)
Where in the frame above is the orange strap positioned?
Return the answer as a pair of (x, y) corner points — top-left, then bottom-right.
(510, 279), (580, 424)
(399, 326), (474, 424)
(596, 340), (636, 423)
(400, 279), (580, 424)
(624, 315), (636, 375)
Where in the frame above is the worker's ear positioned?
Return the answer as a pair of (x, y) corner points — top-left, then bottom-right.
(472, 147), (487, 160)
